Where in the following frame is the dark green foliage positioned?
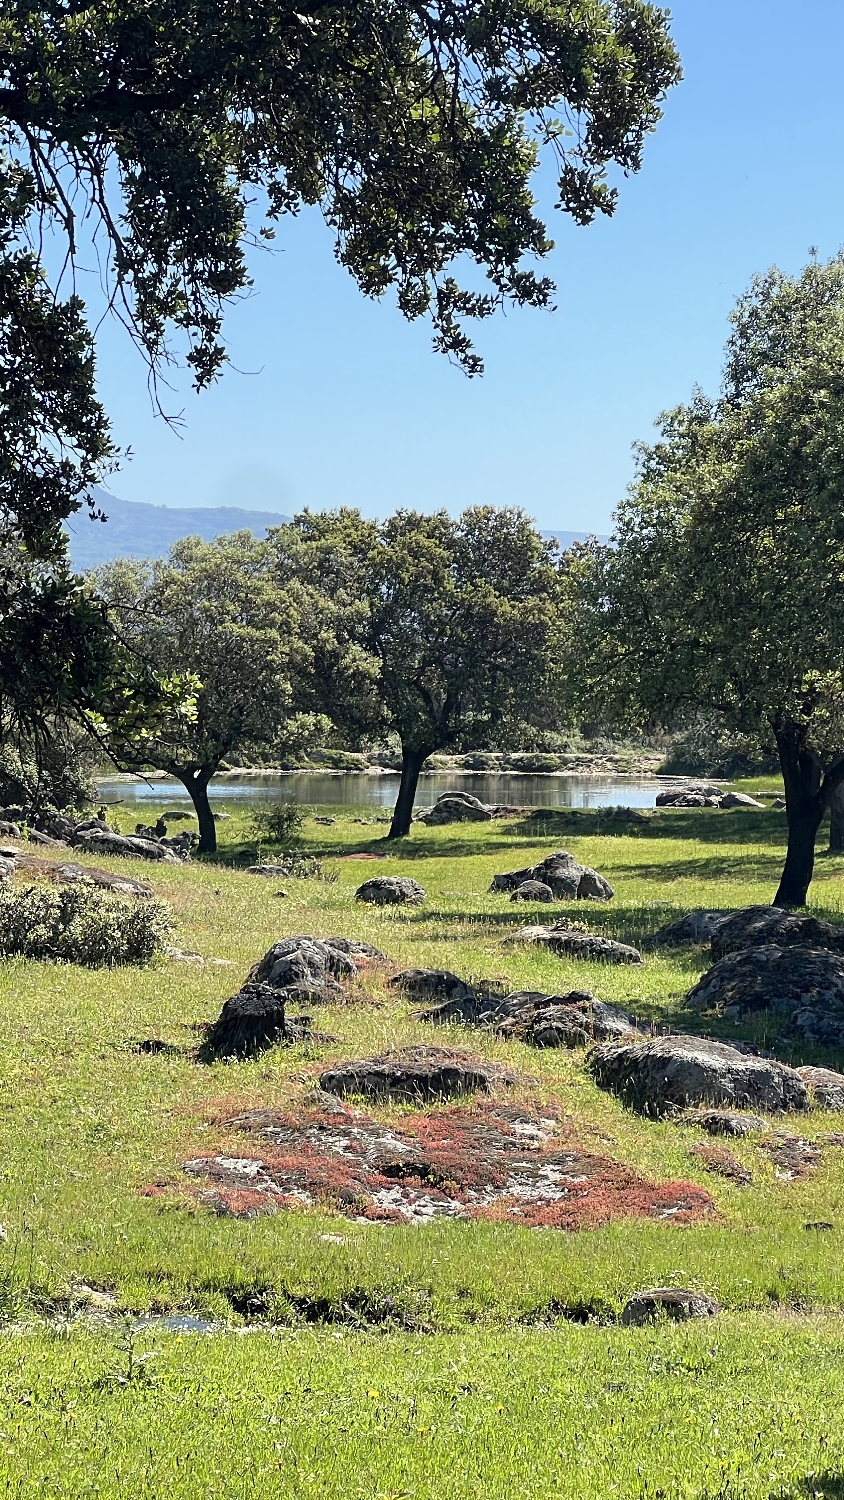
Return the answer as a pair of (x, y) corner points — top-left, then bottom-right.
(249, 802), (307, 847)
(0, 1), (680, 379)
(0, 883), (171, 966)
(0, 719), (99, 810)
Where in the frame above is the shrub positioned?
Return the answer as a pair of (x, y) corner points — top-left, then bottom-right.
(0, 883), (172, 966)
(248, 803), (307, 845)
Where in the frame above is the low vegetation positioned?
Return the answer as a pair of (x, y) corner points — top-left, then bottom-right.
(0, 881), (171, 966)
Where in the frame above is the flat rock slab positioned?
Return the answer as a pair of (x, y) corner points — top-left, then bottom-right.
(15, 855), (154, 898)
(650, 911), (728, 947)
(420, 986), (638, 1048)
(680, 1109), (768, 1137)
(319, 1046), (520, 1103)
(711, 906), (844, 959)
(761, 1133), (822, 1180)
(687, 944), (844, 1044)
(181, 1097), (715, 1228)
(588, 1034), (808, 1117)
(506, 924), (643, 965)
(797, 1066), (844, 1110)
(620, 1288), (722, 1325)
(355, 876), (426, 906)
(491, 850), (613, 903)
(689, 1143), (753, 1184)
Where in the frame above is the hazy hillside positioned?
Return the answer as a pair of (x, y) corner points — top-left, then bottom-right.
(65, 488), (293, 570)
(65, 489), (602, 570)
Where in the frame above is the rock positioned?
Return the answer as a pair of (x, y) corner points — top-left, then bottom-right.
(761, 1133), (821, 1180)
(506, 924), (643, 964)
(316, 937), (388, 962)
(159, 832), (195, 858)
(680, 1109), (767, 1136)
(689, 1143), (753, 1184)
(720, 791), (764, 808)
(388, 968), (477, 1002)
(55, 862), (154, 898)
(74, 829), (181, 863)
(420, 792), (493, 824)
(244, 934), (387, 1006)
(688, 944), (844, 1044)
(797, 1066), (844, 1110)
(201, 983), (329, 1059)
(248, 864), (292, 877)
(136, 818), (167, 839)
(319, 1046), (520, 1103)
(655, 783), (723, 808)
(490, 850), (614, 902)
(710, 906), (844, 959)
(621, 1288), (722, 1326)
(510, 880), (555, 903)
(355, 876), (426, 906)
(588, 1034), (808, 1117)
(650, 911), (728, 947)
(422, 987), (639, 1048)
(0, 854), (15, 881)
(0, 821), (20, 838)
(773, 796), (787, 810)
(314, 817), (335, 825)
(27, 829), (67, 848)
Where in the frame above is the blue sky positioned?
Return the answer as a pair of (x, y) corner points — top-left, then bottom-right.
(88, 0), (844, 534)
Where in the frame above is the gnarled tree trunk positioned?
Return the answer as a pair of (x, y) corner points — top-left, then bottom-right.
(829, 781), (844, 854)
(173, 764), (217, 853)
(773, 725), (844, 907)
(387, 746), (429, 839)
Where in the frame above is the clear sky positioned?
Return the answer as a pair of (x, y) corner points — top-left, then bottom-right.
(87, 0), (844, 533)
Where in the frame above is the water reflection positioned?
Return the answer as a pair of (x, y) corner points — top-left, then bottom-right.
(97, 770), (662, 811)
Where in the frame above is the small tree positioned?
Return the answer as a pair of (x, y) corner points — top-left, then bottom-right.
(94, 533), (318, 853)
(272, 507), (566, 837)
(574, 254), (844, 907)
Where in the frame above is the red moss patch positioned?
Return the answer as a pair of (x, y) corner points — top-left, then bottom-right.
(180, 1098), (716, 1229)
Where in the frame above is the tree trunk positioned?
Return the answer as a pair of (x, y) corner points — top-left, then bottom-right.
(173, 765), (217, 853)
(829, 782), (844, 853)
(773, 727), (825, 908)
(387, 746), (428, 839)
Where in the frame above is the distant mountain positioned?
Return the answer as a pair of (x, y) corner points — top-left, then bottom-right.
(65, 488), (292, 570)
(64, 490), (602, 570)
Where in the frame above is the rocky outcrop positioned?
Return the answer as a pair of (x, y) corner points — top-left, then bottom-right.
(797, 1066), (844, 1111)
(720, 791), (764, 808)
(506, 924), (642, 964)
(388, 969), (476, 1003)
(680, 1109), (767, 1136)
(355, 876), (426, 906)
(419, 791), (522, 825)
(710, 906), (844, 960)
(588, 1034), (808, 1117)
(319, 1046), (520, 1103)
(655, 784), (723, 807)
(621, 1288), (722, 1325)
(201, 983), (327, 1059)
(687, 945), (844, 1044)
(74, 828), (183, 863)
(54, 861), (154, 898)
(247, 934), (387, 1004)
(650, 911), (728, 947)
(420, 985), (639, 1048)
(491, 850), (614, 902)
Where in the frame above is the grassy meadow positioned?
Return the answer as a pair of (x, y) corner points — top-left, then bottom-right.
(3, 792), (844, 1496)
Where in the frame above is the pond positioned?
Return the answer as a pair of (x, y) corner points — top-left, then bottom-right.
(96, 770), (668, 812)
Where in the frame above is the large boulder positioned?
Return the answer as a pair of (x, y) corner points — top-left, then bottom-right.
(621, 1288), (722, 1325)
(355, 876), (426, 906)
(490, 850), (614, 902)
(201, 983), (323, 1059)
(55, 862), (154, 898)
(388, 968), (477, 1003)
(421, 986), (638, 1048)
(720, 791), (764, 808)
(687, 944), (844, 1044)
(650, 911), (728, 948)
(420, 792), (493, 824)
(319, 1046), (520, 1103)
(74, 829), (181, 863)
(247, 935), (387, 1003)
(506, 924), (642, 965)
(588, 1034), (808, 1117)
(796, 1066), (844, 1111)
(510, 880), (555, 903)
(711, 906), (844, 959)
(655, 783), (723, 808)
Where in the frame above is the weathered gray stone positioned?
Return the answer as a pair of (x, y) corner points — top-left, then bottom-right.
(388, 969), (477, 1002)
(588, 1034), (808, 1117)
(421, 986), (638, 1047)
(719, 791), (764, 808)
(319, 1046), (519, 1103)
(421, 792), (493, 824)
(621, 1288), (722, 1325)
(55, 862), (154, 898)
(506, 924), (642, 965)
(202, 983), (328, 1059)
(651, 910), (728, 947)
(510, 880), (555, 903)
(711, 906), (844, 959)
(74, 829), (181, 863)
(355, 876), (426, 906)
(688, 943), (844, 1044)
(0, 821), (20, 838)
(680, 1109), (768, 1136)
(490, 850), (614, 902)
(797, 1066), (844, 1111)
(655, 783), (723, 808)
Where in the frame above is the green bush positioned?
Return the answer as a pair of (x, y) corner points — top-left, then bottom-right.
(249, 802), (307, 845)
(0, 883), (172, 967)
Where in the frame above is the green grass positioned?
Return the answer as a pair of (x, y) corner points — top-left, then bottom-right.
(3, 800), (844, 1494)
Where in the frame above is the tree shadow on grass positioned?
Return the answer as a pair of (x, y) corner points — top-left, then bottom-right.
(770, 1476), (844, 1500)
(515, 808), (789, 846)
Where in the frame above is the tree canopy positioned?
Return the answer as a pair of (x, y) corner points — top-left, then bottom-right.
(2, 0), (680, 382)
(573, 254), (844, 906)
(272, 505), (566, 836)
(93, 532), (322, 851)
